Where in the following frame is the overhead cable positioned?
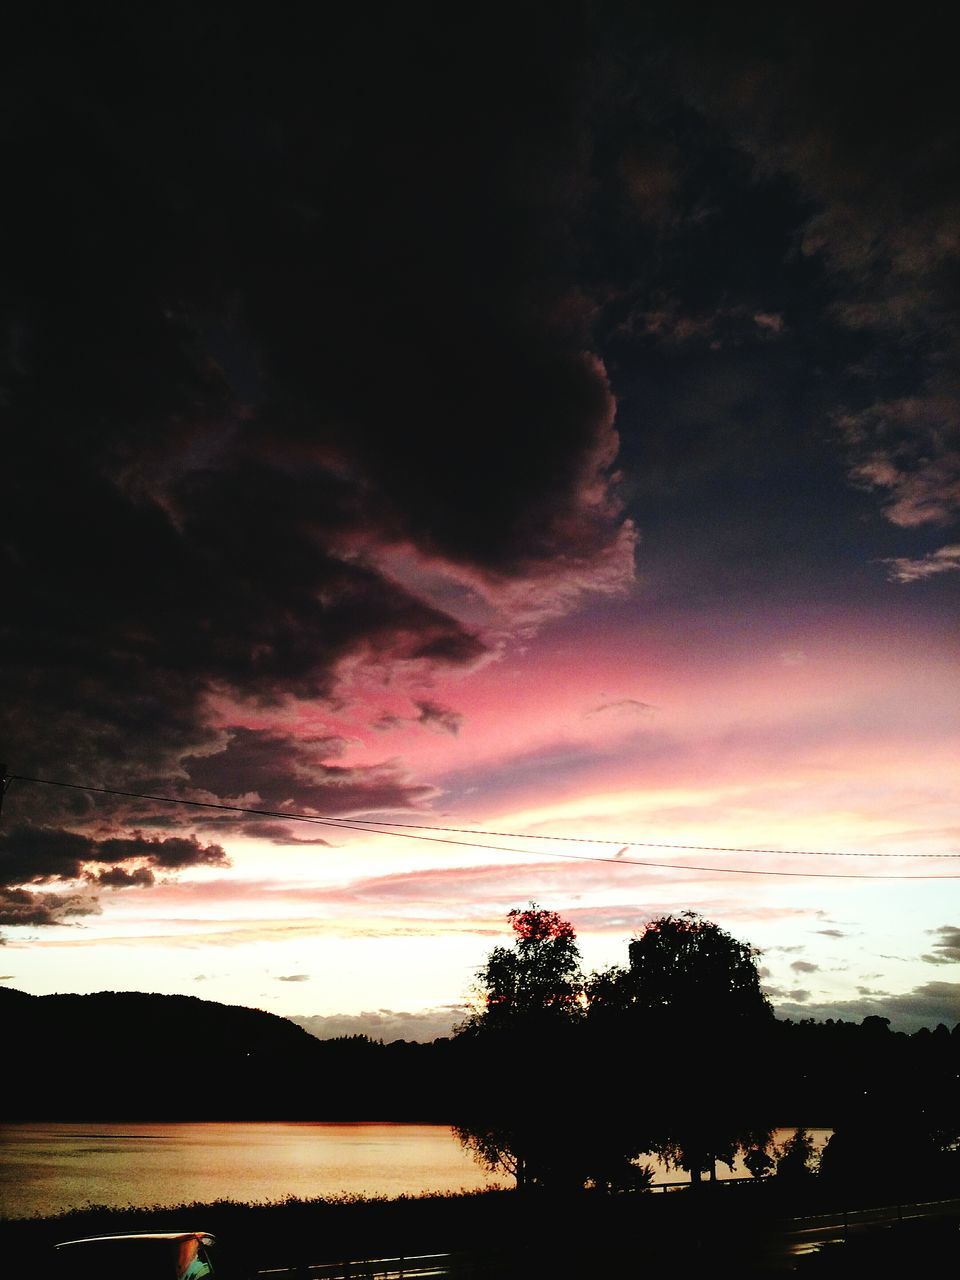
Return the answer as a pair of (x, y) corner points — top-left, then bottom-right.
(7, 772), (960, 880)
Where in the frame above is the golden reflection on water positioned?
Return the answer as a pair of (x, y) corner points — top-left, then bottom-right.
(0, 1122), (832, 1219)
(0, 1121), (501, 1218)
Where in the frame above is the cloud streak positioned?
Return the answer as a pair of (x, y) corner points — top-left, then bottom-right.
(879, 544), (960, 584)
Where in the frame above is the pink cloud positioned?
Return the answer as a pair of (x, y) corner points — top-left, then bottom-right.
(879, 544), (960, 584)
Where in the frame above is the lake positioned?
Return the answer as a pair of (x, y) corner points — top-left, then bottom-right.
(0, 1122), (832, 1219)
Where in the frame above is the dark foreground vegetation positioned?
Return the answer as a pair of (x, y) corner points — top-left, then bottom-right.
(3, 1182), (959, 1279)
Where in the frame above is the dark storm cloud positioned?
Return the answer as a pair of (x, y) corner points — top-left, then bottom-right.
(0, 823), (224, 932)
(0, 3), (633, 893)
(182, 729), (435, 817)
(413, 701), (463, 737)
(0, 819), (221, 931)
(573, 6), (960, 612)
(6, 1), (959, 942)
(922, 925), (960, 966)
(99, 834), (227, 870)
(0, 886), (101, 929)
(239, 823), (333, 847)
(0, 825), (226, 887)
(668, 10), (960, 540)
(88, 866), (156, 889)
(373, 700), (463, 736)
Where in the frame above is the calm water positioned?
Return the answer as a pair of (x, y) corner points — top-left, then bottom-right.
(0, 1123), (501, 1218)
(0, 1122), (831, 1219)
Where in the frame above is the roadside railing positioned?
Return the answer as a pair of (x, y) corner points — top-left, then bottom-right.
(256, 1252), (501, 1279)
(249, 1192), (960, 1279)
(650, 1174), (762, 1191)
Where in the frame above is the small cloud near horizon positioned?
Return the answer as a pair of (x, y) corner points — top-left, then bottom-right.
(773, 980), (960, 1033)
(289, 1005), (467, 1043)
(765, 985), (810, 1002)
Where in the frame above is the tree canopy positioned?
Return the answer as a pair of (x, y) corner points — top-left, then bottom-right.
(457, 903), (584, 1036)
(454, 905), (779, 1190)
(454, 905), (596, 1190)
(449, 905), (960, 1195)
(584, 911), (774, 1184)
(587, 911), (773, 1029)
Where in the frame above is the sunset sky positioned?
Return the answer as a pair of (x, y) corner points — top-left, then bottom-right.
(2, 5), (959, 1039)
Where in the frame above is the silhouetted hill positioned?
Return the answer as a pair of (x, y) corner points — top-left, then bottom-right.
(2, 985), (319, 1054)
(2, 987), (327, 1118)
(0, 987), (462, 1120)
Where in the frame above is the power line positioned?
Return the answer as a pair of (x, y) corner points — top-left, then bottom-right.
(8, 773), (958, 858)
(303, 818), (958, 859)
(21, 772), (912, 860)
(277, 820), (960, 880)
(8, 772), (960, 879)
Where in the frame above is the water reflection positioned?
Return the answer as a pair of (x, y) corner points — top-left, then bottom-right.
(0, 1122), (831, 1219)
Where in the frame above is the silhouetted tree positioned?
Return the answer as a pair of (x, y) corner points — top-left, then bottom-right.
(453, 1117), (655, 1193)
(582, 1146), (655, 1194)
(451, 1122), (531, 1186)
(456, 903), (584, 1036)
(588, 913), (774, 1184)
(455, 905), (599, 1190)
(645, 1124), (775, 1186)
(743, 1143), (775, 1178)
(621, 912), (772, 1026)
(775, 1126), (818, 1179)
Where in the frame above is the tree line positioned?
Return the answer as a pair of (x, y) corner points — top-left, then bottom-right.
(449, 905), (960, 1195)
(3, 911), (958, 1208)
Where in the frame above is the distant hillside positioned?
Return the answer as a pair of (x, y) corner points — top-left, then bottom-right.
(2, 985), (321, 1054)
(0, 987), (458, 1120)
(2, 987), (315, 1118)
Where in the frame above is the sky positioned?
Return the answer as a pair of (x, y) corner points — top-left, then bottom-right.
(2, 4), (959, 1039)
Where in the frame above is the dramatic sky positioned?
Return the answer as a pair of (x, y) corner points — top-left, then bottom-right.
(2, 4), (959, 1038)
